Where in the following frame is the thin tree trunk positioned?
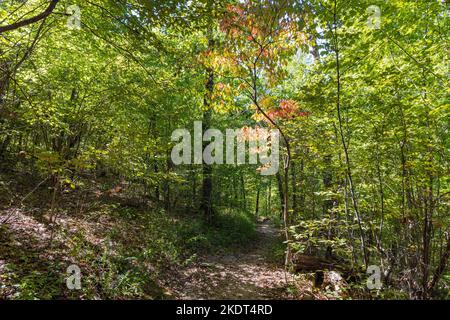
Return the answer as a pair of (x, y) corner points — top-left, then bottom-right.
(291, 161), (297, 224)
(333, 0), (368, 268)
(427, 232), (450, 294)
(323, 154), (334, 259)
(255, 183), (260, 219)
(201, 38), (214, 221)
(276, 172), (285, 219)
(267, 177), (272, 216)
(240, 173), (247, 212)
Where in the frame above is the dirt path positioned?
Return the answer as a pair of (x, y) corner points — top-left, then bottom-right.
(167, 221), (293, 300)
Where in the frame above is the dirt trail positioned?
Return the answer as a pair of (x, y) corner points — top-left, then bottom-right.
(168, 221), (293, 300)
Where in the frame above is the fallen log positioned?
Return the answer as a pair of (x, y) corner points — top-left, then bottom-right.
(292, 254), (340, 272)
(292, 254), (363, 284)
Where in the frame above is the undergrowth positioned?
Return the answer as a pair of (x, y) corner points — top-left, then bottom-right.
(0, 186), (257, 299)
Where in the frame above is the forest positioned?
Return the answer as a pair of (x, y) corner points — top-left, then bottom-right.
(0, 0), (449, 301)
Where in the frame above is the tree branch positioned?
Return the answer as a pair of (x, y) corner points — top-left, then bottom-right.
(428, 231), (450, 293)
(0, 0), (59, 34)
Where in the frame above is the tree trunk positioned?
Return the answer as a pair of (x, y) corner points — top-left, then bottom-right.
(323, 154), (334, 260)
(291, 161), (297, 224)
(276, 172), (285, 219)
(201, 38), (214, 222)
(332, 0), (368, 268)
(255, 184), (260, 219)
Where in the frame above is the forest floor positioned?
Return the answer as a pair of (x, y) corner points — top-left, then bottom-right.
(0, 172), (333, 299)
(0, 203), (334, 299)
(164, 220), (295, 299)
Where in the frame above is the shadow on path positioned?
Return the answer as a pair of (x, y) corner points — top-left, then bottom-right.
(168, 221), (292, 300)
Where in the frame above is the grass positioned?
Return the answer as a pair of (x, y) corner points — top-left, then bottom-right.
(179, 209), (257, 254)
